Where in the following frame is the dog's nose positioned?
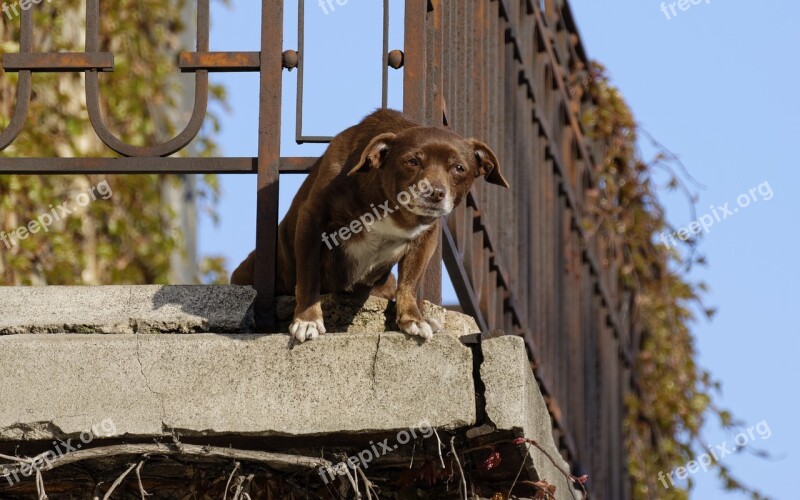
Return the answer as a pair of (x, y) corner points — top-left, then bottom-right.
(427, 184), (446, 203)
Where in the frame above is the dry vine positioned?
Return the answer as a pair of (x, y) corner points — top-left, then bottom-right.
(0, 443), (330, 475)
(581, 62), (769, 499)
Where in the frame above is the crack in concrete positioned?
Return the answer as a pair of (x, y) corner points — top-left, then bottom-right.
(371, 333), (382, 390)
(134, 334), (168, 425)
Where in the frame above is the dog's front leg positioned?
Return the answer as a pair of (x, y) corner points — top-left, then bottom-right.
(290, 206), (326, 343)
(396, 225), (443, 341)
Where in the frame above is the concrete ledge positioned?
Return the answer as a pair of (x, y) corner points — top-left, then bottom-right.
(0, 286), (572, 497)
(481, 336), (574, 498)
(0, 332), (476, 441)
(0, 286), (257, 334)
(0, 286), (479, 336)
(277, 294), (480, 335)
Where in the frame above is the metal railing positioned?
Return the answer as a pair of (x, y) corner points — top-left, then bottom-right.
(0, 1), (634, 496)
(405, 1), (634, 497)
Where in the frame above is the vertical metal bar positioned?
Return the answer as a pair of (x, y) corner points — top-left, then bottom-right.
(425, 0), (445, 127)
(403, 0), (427, 124)
(381, 0), (390, 108)
(422, 0), (443, 306)
(85, 0), (99, 53)
(196, 0), (210, 51)
(295, 0), (305, 143)
(254, 0), (284, 331)
(501, 3), (515, 332)
(404, 0), (441, 306)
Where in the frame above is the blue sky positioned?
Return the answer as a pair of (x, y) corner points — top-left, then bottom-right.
(200, 2), (799, 498)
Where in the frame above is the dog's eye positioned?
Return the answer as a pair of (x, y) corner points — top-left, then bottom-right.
(454, 164), (466, 174)
(405, 158), (420, 167)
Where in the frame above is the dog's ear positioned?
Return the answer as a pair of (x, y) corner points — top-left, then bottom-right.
(470, 139), (509, 188)
(348, 133), (397, 175)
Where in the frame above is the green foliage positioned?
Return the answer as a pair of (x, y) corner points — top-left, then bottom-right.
(199, 255), (229, 285)
(0, 0), (227, 285)
(581, 63), (766, 499)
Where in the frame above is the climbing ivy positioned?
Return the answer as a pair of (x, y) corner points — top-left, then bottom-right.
(582, 62), (767, 500)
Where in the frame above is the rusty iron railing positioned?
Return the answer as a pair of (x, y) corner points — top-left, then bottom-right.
(1, 1), (635, 497)
(405, 1), (635, 497)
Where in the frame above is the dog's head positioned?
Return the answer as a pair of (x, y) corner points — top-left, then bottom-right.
(347, 127), (509, 218)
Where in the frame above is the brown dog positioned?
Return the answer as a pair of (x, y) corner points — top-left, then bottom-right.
(231, 109), (508, 343)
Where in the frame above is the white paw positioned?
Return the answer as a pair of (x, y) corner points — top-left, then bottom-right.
(401, 318), (442, 341)
(289, 319), (326, 343)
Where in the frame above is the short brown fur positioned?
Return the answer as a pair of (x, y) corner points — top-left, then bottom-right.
(231, 109), (508, 342)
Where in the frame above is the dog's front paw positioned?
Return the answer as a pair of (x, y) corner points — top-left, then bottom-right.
(289, 319), (326, 343)
(398, 316), (443, 341)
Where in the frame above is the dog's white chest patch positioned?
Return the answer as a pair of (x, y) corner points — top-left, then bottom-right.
(343, 218), (431, 287)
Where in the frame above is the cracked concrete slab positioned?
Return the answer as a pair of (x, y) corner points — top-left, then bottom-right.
(0, 332), (475, 441)
(0, 285), (257, 334)
(481, 336), (575, 498)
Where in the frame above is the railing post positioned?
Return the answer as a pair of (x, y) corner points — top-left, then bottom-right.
(254, 0), (284, 331)
(404, 0), (443, 305)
